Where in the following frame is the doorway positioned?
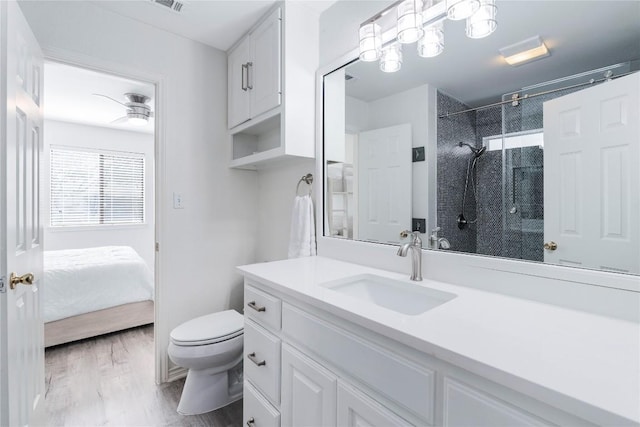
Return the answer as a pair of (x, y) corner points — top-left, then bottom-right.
(41, 60), (157, 398)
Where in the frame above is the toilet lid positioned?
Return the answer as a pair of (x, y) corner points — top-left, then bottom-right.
(170, 310), (244, 346)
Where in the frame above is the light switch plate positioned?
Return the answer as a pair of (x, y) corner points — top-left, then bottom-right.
(412, 218), (426, 233)
(173, 192), (184, 209)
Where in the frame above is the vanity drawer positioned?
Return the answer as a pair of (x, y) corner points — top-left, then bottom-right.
(244, 380), (281, 427)
(282, 303), (435, 424)
(245, 283), (282, 331)
(244, 319), (281, 405)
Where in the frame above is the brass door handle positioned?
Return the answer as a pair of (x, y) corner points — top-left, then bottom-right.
(247, 417), (255, 426)
(544, 241), (558, 251)
(248, 352), (266, 367)
(10, 272), (34, 290)
(247, 301), (266, 312)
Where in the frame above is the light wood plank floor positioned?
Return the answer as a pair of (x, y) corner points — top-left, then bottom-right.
(45, 325), (242, 426)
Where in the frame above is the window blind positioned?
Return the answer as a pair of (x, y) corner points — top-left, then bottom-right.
(50, 147), (145, 227)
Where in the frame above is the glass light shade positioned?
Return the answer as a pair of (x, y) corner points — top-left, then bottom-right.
(380, 45), (403, 73)
(465, 0), (497, 38)
(128, 115), (148, 126)
(446, 0), (480, 20)
(359, 22), (382, 62)
(417, 22), (444, 57)
(397, 0), (424, 44)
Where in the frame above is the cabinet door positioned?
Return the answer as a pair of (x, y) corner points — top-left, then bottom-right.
(228, 36), (251, 128)
(337, 382), (414, 427)
(281, 344), (336, 427)
(443, 377), (553, 427)
(250, 7), (281, 118)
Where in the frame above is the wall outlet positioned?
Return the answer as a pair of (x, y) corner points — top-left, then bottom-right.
(413, 147), (425, 162)
(412, 218), (426, 233)
(173, 192), (184, 209)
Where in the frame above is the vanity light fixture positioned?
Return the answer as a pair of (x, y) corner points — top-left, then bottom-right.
(500, 36), (550, 66)
(397, 0), (424, 44)
(446, 0), (480, 21)
(358, 0), (498, 73)
(380, 44), (403, 72)
(465, 0), (497, 39)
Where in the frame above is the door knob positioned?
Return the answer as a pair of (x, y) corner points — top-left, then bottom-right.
(9, 272), (34, 290)
(543, 241), (558, 251)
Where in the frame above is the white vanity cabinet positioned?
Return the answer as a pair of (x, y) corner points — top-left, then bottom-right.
(242, 277), (596, 427)
(226, 3), (318, 169)
(227, 8), (281, 129)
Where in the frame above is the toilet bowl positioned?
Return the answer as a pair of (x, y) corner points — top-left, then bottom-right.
(168, 310), (244, 415)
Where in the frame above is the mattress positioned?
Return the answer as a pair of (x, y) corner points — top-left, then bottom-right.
(43, 246), (154, 323)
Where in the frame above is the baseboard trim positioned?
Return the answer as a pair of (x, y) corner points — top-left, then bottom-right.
(168, 366), (187, 382)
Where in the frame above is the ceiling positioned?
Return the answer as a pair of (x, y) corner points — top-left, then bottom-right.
(45, 61), (155, 134)
(344, 1), (640, 107)
(93, 0), (337, 51)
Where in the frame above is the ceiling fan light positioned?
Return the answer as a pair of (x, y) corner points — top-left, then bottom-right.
(466, 0), (497, 39)
(380, 44), (403, 73)
(128, 114), (148, 126)
(359, 22), (382, 62)
(418, 22), (444, 57)
(397, 0), (424, 44)
(446, 0), (480, 20)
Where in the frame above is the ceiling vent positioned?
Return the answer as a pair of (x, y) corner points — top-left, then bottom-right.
(150, 0), (185, 13)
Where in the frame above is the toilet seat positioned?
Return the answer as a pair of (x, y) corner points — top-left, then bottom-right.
(170, 310), (244, 346)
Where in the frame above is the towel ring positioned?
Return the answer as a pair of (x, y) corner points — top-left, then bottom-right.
(296, 173), (313, 196)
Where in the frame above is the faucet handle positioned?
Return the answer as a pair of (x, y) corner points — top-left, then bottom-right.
(431, 227), (441, 234)
(411, 231), (423, 247)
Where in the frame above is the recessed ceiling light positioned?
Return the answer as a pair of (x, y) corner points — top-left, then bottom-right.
(499, 36), (550, 66)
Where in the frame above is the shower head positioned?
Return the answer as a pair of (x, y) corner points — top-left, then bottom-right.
(459, 142), (486, 157)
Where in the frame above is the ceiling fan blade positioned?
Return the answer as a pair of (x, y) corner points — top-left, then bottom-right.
(110, 116), (129, 124)
(93, 93), (127, 107)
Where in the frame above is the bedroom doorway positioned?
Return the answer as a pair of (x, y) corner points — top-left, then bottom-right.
(41, 62), (156, 357)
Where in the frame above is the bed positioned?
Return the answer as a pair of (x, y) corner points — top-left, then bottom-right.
(44, 246), (155, 347)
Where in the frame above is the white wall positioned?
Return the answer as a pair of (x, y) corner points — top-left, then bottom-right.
(43, 120), (155, 268)
(19, 1), (259, 380)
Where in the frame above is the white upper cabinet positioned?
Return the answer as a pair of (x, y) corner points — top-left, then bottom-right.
(226, 3), (318, 169)
(228, 8), (281, 129)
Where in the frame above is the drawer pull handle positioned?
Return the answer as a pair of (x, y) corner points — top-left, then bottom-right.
(248, 352), (266, 367)
(247, 301), (266, 312)
(247, 417), (255, 426)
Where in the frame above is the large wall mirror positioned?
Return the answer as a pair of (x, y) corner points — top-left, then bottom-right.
(322, 0), (640, 275)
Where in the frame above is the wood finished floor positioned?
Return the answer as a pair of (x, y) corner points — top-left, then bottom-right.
(45, 325), (242, 427)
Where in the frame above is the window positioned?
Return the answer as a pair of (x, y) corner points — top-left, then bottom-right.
(50, 147), (145, 227)
(483, 130), (544, 151)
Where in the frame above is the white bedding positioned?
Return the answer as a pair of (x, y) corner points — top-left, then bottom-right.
(44, 246), (154, 323)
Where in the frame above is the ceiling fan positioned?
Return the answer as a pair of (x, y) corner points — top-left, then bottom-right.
(93, 92), (154, 126)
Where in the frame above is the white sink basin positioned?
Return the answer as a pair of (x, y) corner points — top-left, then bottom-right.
(321, 274), (456, 315)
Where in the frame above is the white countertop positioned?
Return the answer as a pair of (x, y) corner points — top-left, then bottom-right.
(238, 256), (640, 426)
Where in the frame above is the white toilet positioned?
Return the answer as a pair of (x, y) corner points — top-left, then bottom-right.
(168, 310), (244, 415)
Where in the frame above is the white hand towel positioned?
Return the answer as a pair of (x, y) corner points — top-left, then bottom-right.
(288, 194), (317, 258)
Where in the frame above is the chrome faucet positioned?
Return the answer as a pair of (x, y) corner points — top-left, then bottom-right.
(429, 227), (451, 250)
(397, 231), (423, 281)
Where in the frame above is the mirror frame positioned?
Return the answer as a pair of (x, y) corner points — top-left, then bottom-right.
(315, 49), (640, 293)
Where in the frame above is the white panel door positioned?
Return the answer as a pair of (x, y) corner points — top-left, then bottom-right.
(0, 1), (45, 426)
(281, 344), (337, 427)
(543, 73), (639, 273)
(358, 124), (412, 244)
(227, 36), (251, 129)
(337, 382), (414, 427)
(250, 7), (281, 118)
